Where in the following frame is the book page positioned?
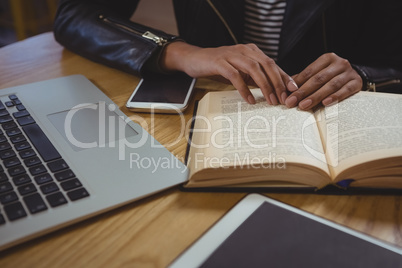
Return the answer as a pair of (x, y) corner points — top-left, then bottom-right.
(188, 89), (330, 179)
(317, 91), (402, 180)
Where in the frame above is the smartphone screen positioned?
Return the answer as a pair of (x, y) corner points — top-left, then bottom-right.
(126, 72), (196, 113)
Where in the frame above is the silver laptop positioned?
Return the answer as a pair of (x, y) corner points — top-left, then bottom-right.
(0, 75), (188, 251)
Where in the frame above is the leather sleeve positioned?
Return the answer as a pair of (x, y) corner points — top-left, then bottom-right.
(352, 64), (402, 94)
(335, 1), (402, 94)
(53, 0), (180, 76)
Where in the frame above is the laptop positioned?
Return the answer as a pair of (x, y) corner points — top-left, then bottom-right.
(170, 194), (402, 268)
(0, 75), (188, 251)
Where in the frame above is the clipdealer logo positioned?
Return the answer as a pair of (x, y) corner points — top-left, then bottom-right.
(61, 99), (340, 169)
(63, 102), (147, 159)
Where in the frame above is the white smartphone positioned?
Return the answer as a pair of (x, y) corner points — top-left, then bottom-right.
(126, 72), (196, 113)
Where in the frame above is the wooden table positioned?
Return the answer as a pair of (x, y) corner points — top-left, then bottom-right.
(0, 33), (401, 267)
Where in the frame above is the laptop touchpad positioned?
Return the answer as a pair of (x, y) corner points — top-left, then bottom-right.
(48, 103), (138, 152)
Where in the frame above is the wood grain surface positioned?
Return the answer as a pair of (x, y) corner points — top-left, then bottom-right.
(0, 33), (401, 268)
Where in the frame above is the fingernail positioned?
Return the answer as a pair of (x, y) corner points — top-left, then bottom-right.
(322, 97), (333, 106)
(281, 92), (287, 104)
(299, 99), (312, 110)
(285, 96), (298, 107)
(287, 80), (298, 92)
(248, 95), (256, 104)
(269, 93), (278, 105)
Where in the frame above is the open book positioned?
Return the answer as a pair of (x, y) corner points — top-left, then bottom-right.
(184, 89), (402, 192)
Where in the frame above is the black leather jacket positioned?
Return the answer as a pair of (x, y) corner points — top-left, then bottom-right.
(54, 0), (402, 93)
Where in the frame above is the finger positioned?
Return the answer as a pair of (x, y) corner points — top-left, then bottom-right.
(287, 77), (299, 92)
(241, 71), (274, 104)
(255, 55), (287, 105)
(297, 57), (357, 109)
(242, 44), (289, 105)
(322, 79), (362, 106)
(289, 74), (300, 92)
(297, 72), (350, 110)
(286, 61), (342, 108)
(293, 54), (333, 87)
(226, 53), (275, 105)
(259, 60), (284, 105)
(285, 68), (335, 109)
(322, 67), (363, 106)
(298, 70), (361, 110)
(279, 68), (298, 102)
(276, 66), (298, 91)
(217, 60), (256, 104)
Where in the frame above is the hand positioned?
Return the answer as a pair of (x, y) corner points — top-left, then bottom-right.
(160, 41), (298, 105)
(285, 53), (362, 110)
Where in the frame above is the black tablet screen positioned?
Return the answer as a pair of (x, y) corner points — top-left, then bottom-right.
(200, 202), (401, 268)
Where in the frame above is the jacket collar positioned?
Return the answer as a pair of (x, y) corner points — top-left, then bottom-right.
(279, 0), (335, 60)
(208, 0), (334, 60)
(207, 0), (245, 44)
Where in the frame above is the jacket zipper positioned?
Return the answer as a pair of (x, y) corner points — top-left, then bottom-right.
(99, 15), (167, 46)
(367, 79), (401, 92)
(207, 0), (238, 44)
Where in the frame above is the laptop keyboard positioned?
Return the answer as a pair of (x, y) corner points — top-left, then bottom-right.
(0, 94), (90, 224)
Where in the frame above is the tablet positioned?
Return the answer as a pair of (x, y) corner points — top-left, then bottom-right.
(169, 194), (402, 268)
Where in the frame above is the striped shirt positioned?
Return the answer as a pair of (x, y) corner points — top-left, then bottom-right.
(243, 0), (287, 61)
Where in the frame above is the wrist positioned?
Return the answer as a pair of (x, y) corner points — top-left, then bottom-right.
(159, 41), (200, 73)
(351, 64), (371, 91)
